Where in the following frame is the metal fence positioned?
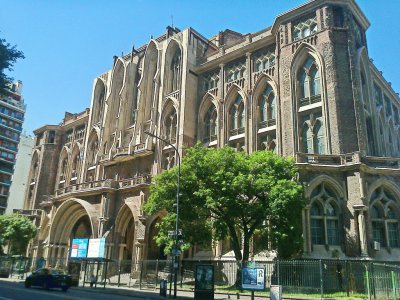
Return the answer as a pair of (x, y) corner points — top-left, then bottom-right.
(1, 256), (400, 299)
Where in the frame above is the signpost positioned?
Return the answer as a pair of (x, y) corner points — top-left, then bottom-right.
(242, 267), (265, 300)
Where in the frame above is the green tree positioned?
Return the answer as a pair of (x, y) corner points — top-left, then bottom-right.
(145, 144), (304, 262)
(0, 213), (37, 255)
(0, 36), (25, 93)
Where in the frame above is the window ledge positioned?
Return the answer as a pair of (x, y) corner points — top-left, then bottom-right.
(298, 101), (322, 112)
(228, 133), (245, 141)
(258, 125), (276, 134)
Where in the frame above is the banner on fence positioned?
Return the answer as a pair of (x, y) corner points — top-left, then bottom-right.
(242, 267), (265, 291)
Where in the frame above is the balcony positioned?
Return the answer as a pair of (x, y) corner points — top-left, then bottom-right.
(118, 174), (152, 190)
(296, 152), (400, 170)
(229, 127), (245, 137)
(0, 179), (12, 185)
(0, 166), (13, 174)
(226, 77), (245, 91)
(296, 153), (357, 166)
(259, 119), (276, 129)
(362, 156), (400, 169)
(202, 135), (217, 144)
(208, 87), (219, 97)
(13, 209), (40, 217)
(54, 179), (118, 200)
(0, 144), (18, 153)
(299, 95), (321, 107)
(0, 131), (19, 142)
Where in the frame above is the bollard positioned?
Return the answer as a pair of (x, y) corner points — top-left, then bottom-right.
(160, 279), (167, 297)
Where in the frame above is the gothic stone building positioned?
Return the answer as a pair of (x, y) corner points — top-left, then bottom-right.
(23, 0), (400, 263)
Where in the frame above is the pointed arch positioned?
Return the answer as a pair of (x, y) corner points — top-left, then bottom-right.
(86, 128), (100, 167)
(49, 198), (99, 246)
(138, 40), (160, 124)
(164, 39), (183, 94)
(199, 94), (219, 144)
(305, 175), (345, 200)
(70, 142), (82, 182)
(160, 99), (178, 145)
(92, 78), (106, 125)
(56, 146), (71, 184)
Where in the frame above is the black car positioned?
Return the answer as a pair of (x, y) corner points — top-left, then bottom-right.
(25, 268), (72, 292)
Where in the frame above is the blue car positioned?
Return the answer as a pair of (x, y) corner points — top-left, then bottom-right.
(25, 268), (72, 292)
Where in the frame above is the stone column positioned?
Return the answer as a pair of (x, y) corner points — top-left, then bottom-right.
(219, 63), (225, 147)
(353, 204), (369, 257)
(246, 52), (253, 153)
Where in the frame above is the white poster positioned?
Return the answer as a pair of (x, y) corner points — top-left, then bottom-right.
(87, 238), (106, 258)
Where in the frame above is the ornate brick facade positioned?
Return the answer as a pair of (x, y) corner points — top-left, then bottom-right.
(24, 0), (400, 262)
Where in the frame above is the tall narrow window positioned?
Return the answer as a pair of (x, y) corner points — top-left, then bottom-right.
(311, 202), (324, 245)
(310, 183), (341, 246)
(302, 123), (313, 153)
(370, 187), (400, 248)
(259, 86), (276, 128)
(203, 105), (217, 143)
(230, 95), (244, 136)
(310, 66), (320, 96)
(298, 57), (321, 107)
(165, 109), (177, 144)
(170, 51), (181, 93)
(314, 120), (325, 154)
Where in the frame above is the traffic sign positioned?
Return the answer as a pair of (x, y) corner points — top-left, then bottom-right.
(168, 229), (182, 236)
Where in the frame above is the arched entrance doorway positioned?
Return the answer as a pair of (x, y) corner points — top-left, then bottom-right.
(115, 204), (137, 261)
(147, 217), (166, 260)
(48, 199), (98, 260)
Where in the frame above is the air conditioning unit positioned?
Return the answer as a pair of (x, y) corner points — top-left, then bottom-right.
(373, 241), (381, 251)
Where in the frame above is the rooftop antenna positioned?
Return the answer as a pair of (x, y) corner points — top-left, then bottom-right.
(171, 15), (174, 29)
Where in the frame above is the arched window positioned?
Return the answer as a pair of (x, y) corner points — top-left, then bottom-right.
(230, 95), (245, 135)
(293, 17), (318, 41)
(311, 202), (324, 245)
(302, 123), (312, 153)
(298, 56), (321, 107)
(165, 109), (177, 144)
(88, 138), (98, 166)
(314, 120), (325, 154)
(310, 66), (320, 96)
(310, 183), (341, 246)
(60, 158), (68, 182)
(258, 86), (276, 129)
(300, 115), (326, 154)
(71, 152), (80, 180)
(370, 187), (400, 248)
(170, 51), (181, 93)
(203, 105), (218, 143)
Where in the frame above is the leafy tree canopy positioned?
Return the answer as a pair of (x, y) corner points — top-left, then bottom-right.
(0, 213), (37, 255)
(0, 36), (25, 93)
(145, 144), (304, 261)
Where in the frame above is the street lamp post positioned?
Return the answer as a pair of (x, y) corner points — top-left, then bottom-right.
(144, 131), (180, 298)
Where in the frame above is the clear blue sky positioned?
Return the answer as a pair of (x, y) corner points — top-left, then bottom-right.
(1, 0), (399, 135)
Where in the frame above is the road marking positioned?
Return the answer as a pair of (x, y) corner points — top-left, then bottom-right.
(0, 283), (83, 300)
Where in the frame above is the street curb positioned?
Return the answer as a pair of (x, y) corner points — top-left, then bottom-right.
(74, 286), (191, 300)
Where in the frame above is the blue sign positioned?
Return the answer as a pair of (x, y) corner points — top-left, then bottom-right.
(242, 267), (265, 291)
(70, 238), (89, 258)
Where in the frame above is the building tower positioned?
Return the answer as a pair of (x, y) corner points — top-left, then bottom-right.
(0, 81), (26, 214)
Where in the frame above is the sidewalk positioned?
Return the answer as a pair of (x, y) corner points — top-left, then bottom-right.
(0, 276), (340, 300)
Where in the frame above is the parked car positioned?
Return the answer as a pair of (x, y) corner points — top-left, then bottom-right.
(25, 268), (72, 292)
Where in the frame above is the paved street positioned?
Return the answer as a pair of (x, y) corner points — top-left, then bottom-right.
(0, 281), (155, 300)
